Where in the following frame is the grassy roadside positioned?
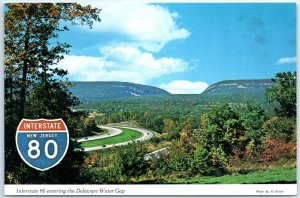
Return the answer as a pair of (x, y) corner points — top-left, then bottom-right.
(81, 128), (143, 148)
(163, 168), (296, 184)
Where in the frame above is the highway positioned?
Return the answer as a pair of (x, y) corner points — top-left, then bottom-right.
(77, 126), (122, 142)
(80, 126), (154, 152)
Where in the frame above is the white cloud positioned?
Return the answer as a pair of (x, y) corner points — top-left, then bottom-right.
(160, 80), (209, 94)
(58, 45), (188, 83)
(83, 3), (190, 52)
(276, 56), (297, 65)
(57, 3), (192, 84)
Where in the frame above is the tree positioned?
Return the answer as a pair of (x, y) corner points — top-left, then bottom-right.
(202, 103), (243, 155)
(262, 117), (296, 143)
(179, 120), (195, 153)
(5, 3), (100, 119)
(4, 3), (101, 184)
(193, 104), (244, 175)
(266, 72), (296, 118)
(114, 143), (149, 181)
(240, 103), (266, 157)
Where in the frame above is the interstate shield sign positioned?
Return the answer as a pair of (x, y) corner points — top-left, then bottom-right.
(16, 119), (69, 171)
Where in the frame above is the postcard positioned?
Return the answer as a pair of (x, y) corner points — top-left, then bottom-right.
(3, 0), (297, 196)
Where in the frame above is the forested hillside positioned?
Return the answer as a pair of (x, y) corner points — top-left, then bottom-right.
(74, 73), (296, 184)
(69, 81), (170, 101)
(202, 79), (273, 95)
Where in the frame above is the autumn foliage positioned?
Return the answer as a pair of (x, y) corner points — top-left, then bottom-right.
(85, 152), (100, 166)
(259, 138), (296, 162)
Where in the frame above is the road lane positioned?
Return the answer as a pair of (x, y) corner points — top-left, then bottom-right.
(77, 126), (122, 142)
(83, 126), (154, 152)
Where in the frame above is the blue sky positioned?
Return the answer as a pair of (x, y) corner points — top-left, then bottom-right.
(58, 3), (296, 94)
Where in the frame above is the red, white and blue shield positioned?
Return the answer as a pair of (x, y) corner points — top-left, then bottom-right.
(16, 119), (69, 171)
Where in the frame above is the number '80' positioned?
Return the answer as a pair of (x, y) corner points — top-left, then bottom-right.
(28, 140), (58, 159)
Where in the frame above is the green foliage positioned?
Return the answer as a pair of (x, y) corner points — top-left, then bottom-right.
(82, 143), (149, 183)
(5, 3), (100, 119)
(147, 153), (171, 178)
(4, 3), (100, 184)
(262, 117), (296, 143)
(266, 72), (296, 118)
(82, 73), (295, 182)
(192, 104), (242, 175)
(165, 167), (296, 184)
(206, 103), (239, 129)
(164, 119), (181, 140)
(167, 149), (192, 175)
(241, 103), (266, 132)
(25, 82), (79, 119)
(204, 104), (242, 154)
(166, 130), (181, 140)
(85, 118), (97, 132)
(192, 147), (210, 174)
(76, 91), (274, 135)
(72, 116), (101, 138)
(81, 151), (124, 184)
(240, 103), (266, 156)
(114, 143), (149, 179)
(82, 94), (295, 184)
(179, 120), (196, 153)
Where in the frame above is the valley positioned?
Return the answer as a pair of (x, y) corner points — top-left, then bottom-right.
(72, 79), (276, 151)
(69, 76), (296, 184)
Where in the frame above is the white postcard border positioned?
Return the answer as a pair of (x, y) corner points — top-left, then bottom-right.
(1, 1), (299, 197)
(4, 184), (297, 196)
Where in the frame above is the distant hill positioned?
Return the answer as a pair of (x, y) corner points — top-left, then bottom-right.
(69, 81), (170, 101)
(74, 79), (277, 116)
(202, 79), (274, 96)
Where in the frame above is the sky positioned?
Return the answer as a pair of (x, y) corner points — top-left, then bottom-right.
(57, 3), (296, 94)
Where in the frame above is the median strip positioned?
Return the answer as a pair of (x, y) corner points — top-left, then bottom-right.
(81, 128), (143, 149)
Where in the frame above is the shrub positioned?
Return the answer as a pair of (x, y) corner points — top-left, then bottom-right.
(259, 138), (296, 162)
(262, 117), (296, 143)
(84, 152), (100, 166)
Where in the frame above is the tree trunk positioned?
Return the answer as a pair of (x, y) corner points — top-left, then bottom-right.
(19, 14), (31, 120)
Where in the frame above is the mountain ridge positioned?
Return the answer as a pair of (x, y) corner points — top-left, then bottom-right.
(202, 79), (273, 95)
(69, 81), (170, 102)
(69, 79), (274, 102)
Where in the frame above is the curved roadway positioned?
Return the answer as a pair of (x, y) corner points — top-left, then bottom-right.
(77, 126), (122, 142)
(83, 126), (153, 152)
